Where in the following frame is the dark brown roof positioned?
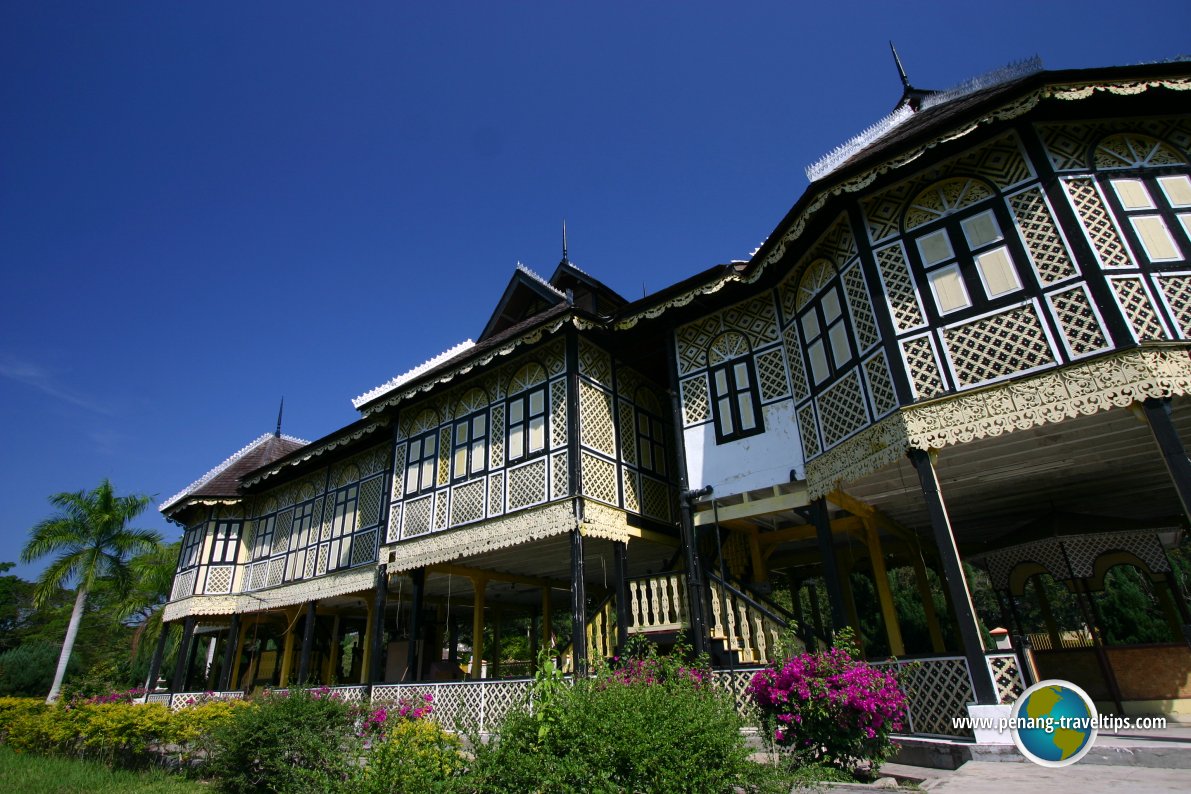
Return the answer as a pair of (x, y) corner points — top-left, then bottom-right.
(160, 433), (308, 514)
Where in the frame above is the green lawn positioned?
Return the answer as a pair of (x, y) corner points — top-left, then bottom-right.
(0, 745), (208, 793)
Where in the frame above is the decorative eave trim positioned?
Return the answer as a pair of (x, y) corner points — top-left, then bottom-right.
(353, 340), (476, 408)
(516, 263), (567, 299)
(386, 501), (577, 572)
(161, 565), (376, 622)
(160, 433), (310, 513)
(579, 500), (635, 544)
(614, 75), (1191, 332)
(242, 419), (391, 488)
(361, 317), (571, 416)
(806, 347), (1191, 498)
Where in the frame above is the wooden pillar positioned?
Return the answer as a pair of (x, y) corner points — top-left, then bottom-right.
(470, 576), (487, 679)
(806, 582), (826, 651)
(1141, 397), (1191, 519)
(613, 541), (630, 651)
(908, 447), (998, 705)
(325, 614), (341, 684)
(279, 613), (297, 687)
(570, 527), (588, 674)
(492, 607), (502, 678)
(864, 519), (905, 656)
(367, 564), (388, 685)
(297, 601), (317, 685)
(170, 616), (197, 692)
(911, 550), (946, 653)
(747, 527), (767, 585)
(146, 622), (170, 693)
(406, 569), (426, 682)
(217, 614), (241, 691)
(810, 497), (847, 639)
(234, 619), (251, 690)
(1032, 576), (1062, 649)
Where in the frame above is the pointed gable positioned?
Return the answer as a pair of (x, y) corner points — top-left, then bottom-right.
(478, 264), (568, 342)
(160, 433), (309, 515)
(549, 260), (628, 316)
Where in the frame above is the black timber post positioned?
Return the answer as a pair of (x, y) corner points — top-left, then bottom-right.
(1141, 397), (1191, 519)
(146, 622), (169, 693)
(613, 541), (630, 651)
(170, 617), (196, 693)
(369, 565), (388, 686)
(570, 527), (588, 674)
(297, 601), (317, 685)
(405, 568), (426, 681)
(810, 497), (847, 639)
(217, 614), (241, 692)
(565, 329), (588, 674)
(665, 329), (709, 657)
(908, 448), (999, 705)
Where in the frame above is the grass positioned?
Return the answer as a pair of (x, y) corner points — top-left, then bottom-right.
(0, 745), (208, 793)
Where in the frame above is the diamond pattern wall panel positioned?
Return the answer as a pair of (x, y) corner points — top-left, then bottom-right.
(863, 351), (899, 416)
(875, 244), (925, 332)
(351, 529), (377, 567)
(402, 495), (434, 538)
(895, 657), (975, 737)
(266, 558), (285, 586)
(449, 480), (485, 526)
(489, 404), (505, 469)
(578, 339), (612, 386)
(171, 569), (196, 600)
(617, 402), (637, 465)
(386, 504), (402, 542)
(273, 509), (294, 556)
(315, 543), (329, 576)
(901, 335), (946, 399)
(680, 374), (710, 426)
(1036, 118), (1191, 172)
(943, 305), (1055, 388)
(842, 264), (881, 352)
(550, 379), (568, 449)
(1008, 187), (1079, 285)
(755, 346), (790, 402)
(543, 339), (566, 376)
(508, 459), (548, 511)
(1110, 277), (1168, 340)
(641, 475), (671, 522)
(798, 402), (821, 458)
(247, 562), (267, 591)
(204, 565), (233, 594)
(987, 654), (1026, 704)
(818, 370), (870, 448)
(724, 294), (780, 349)
(437, 427), (452, 486)
(1156, 274), (1191, 337)
(1048, 286), (1110, 357)
(488, 472), (504, 516)
(579, 381), (616, 456)
(390, 444), (406, 501)
(551, 451), (569, 500)
(581, 452), (618, 506)
(782, 323), (810, 402)
(622, 468), (641, 513)
(675, 316), (721, 375)
(1064, 177), (1133, 268)
(434, 491), (449, 530)
(358, 476), (383, 528)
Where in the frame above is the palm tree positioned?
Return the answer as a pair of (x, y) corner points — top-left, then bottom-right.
(20, 479), (161, 703)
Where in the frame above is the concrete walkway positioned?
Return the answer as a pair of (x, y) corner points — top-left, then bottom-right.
(922, 761), (1189, 792)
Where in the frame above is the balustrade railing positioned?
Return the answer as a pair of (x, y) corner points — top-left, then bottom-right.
(626, 572), (688, 633)
(707, 578), (782, 665)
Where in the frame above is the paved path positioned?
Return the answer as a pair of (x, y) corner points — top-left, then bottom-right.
(926, 760), (1189, 792)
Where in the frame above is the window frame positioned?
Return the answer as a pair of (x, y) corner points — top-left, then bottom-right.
(284, 498), (318, 582)
(635, 406), (668, 477)
(208, 520), (242, 565)
(506, 385), (548, 463)
(795, 273), (856, 387)
(709, 355), (764, 445)
(1101, 171), (1191, 270)
(327, 483), (360, 572)
(178, 524), (203, 571)
(403, 429), (440, 497)
(251, 514), (276, 561)
(451, 409), (489, 482)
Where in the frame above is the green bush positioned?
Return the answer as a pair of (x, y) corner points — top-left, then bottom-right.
(464, 643), (755, 793)
(357, 718), (464, 793)
(206, 689), (363, 793)
(0, 642), (77, 697)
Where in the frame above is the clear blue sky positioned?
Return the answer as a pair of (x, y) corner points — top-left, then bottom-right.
(2, 1), (1188, 580)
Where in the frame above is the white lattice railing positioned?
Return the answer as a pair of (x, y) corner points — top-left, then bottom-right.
(707, 580), (781, 665)
(372, 678), (533, 733)
(150, 691), (245, 708)
(627, 573), (688, 633)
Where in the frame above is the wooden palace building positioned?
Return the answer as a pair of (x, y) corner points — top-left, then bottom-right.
(152, 59), (1191, 734)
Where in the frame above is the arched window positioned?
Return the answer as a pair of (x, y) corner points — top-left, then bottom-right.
(904, 177), (1025, 316)
(706, 331), (763, 443)
(507, 363), (548, 462)
(794, 259), (854, 385)
(634, 387), (667, 476)
(452, 388), (489, 481)
(1093, 133), (1190, 267)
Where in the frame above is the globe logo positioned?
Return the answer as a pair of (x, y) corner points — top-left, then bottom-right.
(1010, 679), (1098, 766)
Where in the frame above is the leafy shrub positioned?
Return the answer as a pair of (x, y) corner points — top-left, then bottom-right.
(465, 641), (755, 793)
(0, 642), (76, 697)
(70, 702), (173, 766)
(358, 718), (463, 793)
(748, 633), (907, 773)
(165, 699), (250, 770)
(0, 697), (49, 741)
(205, 689), (363, 793)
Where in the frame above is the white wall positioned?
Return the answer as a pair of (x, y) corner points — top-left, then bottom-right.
(682, 400), (805, 499)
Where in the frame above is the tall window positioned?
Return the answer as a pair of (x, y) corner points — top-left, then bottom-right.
(915, 208), (1023, 315)
(795, 260), (854, 385)
(404, 430), (439, 495)
(452, 410), (488, 480)
(285, 499), (317, 581)
(507, 386), (547, 461)
(636, 409), (667, 476)
(178, 524), (203, 570)
(251, 515), (275, 561)
(709, 357), (763, 443)
(1104, 174), (1190, 265)
(208, 521), (241, 564)
(328, 484), (359, 570)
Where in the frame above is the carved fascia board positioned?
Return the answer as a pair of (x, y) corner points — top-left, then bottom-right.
(579, 499), (635, 544)
(386, 501), (578, 573)
(162, 565), (376, 622)
(614, 76), (1191, 333)
(243, 419), (390, 488)
(807, 347), (1191, 498)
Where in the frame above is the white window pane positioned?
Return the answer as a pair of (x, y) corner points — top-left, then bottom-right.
(917, 229), (954, 265)
(1158, 175), (1191, 208)
(1179, 213), (1191, 240)
(509, 425), (524, 458)
(529, 390), (545, 415)
(828, 322), (851, 368)
(405, 468), (418, 494)
(1112, 179), (1155, 210)
(425, 434), (436, 455)
(713, 369), (728, 396)
(509, 400), (523, 423)
(821, 289), (842, 324)
(529, 416), (545, 451)
(975, 247), (1022, 297)
(473, 415), (486, 437)
(717, 397), (734, 435)
(737, 394), (756, 431)
(453, 448), (467, 477)
(471, 440), (485, 471)
(961, 210), (1002, 249)
(455, 423), (468, 444)
(638, 413), (649, 433)
(733, 361), (750, 387)
(800, 310), (820, 341)
(808, 340), (830, 384)
(409, 439), (421, 460)
(641, 444), (652, 470)
(929, 265), (971, 313)
(1131, 215), (1182, 261)
(421, 460), (435, 486)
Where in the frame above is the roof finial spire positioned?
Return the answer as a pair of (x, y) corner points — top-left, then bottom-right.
(890, 41), (911, 91)
(275, 397), (284, 438)
(561, 219), (569, 264)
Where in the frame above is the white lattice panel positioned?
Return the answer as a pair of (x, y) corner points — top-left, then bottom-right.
(550, 379), (568, 449)
(798, 402), (821, 458)
(315, 543), (329, 576)
(579, 380), (616, 456)
(1047, 285), (1109, 358)
(204, 565), (234, 594)
(1157, 273), (1191, 338)
(386, 504), (402, 542)
(1008, 187), (1078, 286)
(551, 451), (569, 500)
(1065, 177), (1133, 268)
(863, 351), (899, 417)
(782, 323), (810, 402)
(488, 472), (504, 516)
(818, 370), (870, 448)
(622, 468), (641, 513)
(581, 452), (618, 506)
(247, 561), (268, 591)
(402, 495), (434, 538)
(436, 427), (452, 486)
(578, 339), (612, 386)
(617, 401), (637, 465)
(390, 444), (406, 500)
(876, 244), (925, 331)
(680, 374), (710, 426)
(434, 491), (448, 530)
(901, 335), (946, 399)
(755, 346), (790, 402)
(872, 656), (975, 738)
(723, 294), (780, 349)
(1110, 276), (1168, 340)
(171, 569), (196, 600)
(507, 459), (548, 511)
(267, 558), (285, 587)
(641, 475), (671, 522)
(842, 264), (881, 352)
(351, 529), (377, 567)
(449, 480), (485, 526)
(942, 304), (1055, 388)
(489, 404), (505, 469)
(272, 509), (293, 556)
(675, 316), (721, 376)
(358, 476), (383, 528)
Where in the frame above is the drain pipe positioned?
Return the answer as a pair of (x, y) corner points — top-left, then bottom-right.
(680, 485), (713, 657)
